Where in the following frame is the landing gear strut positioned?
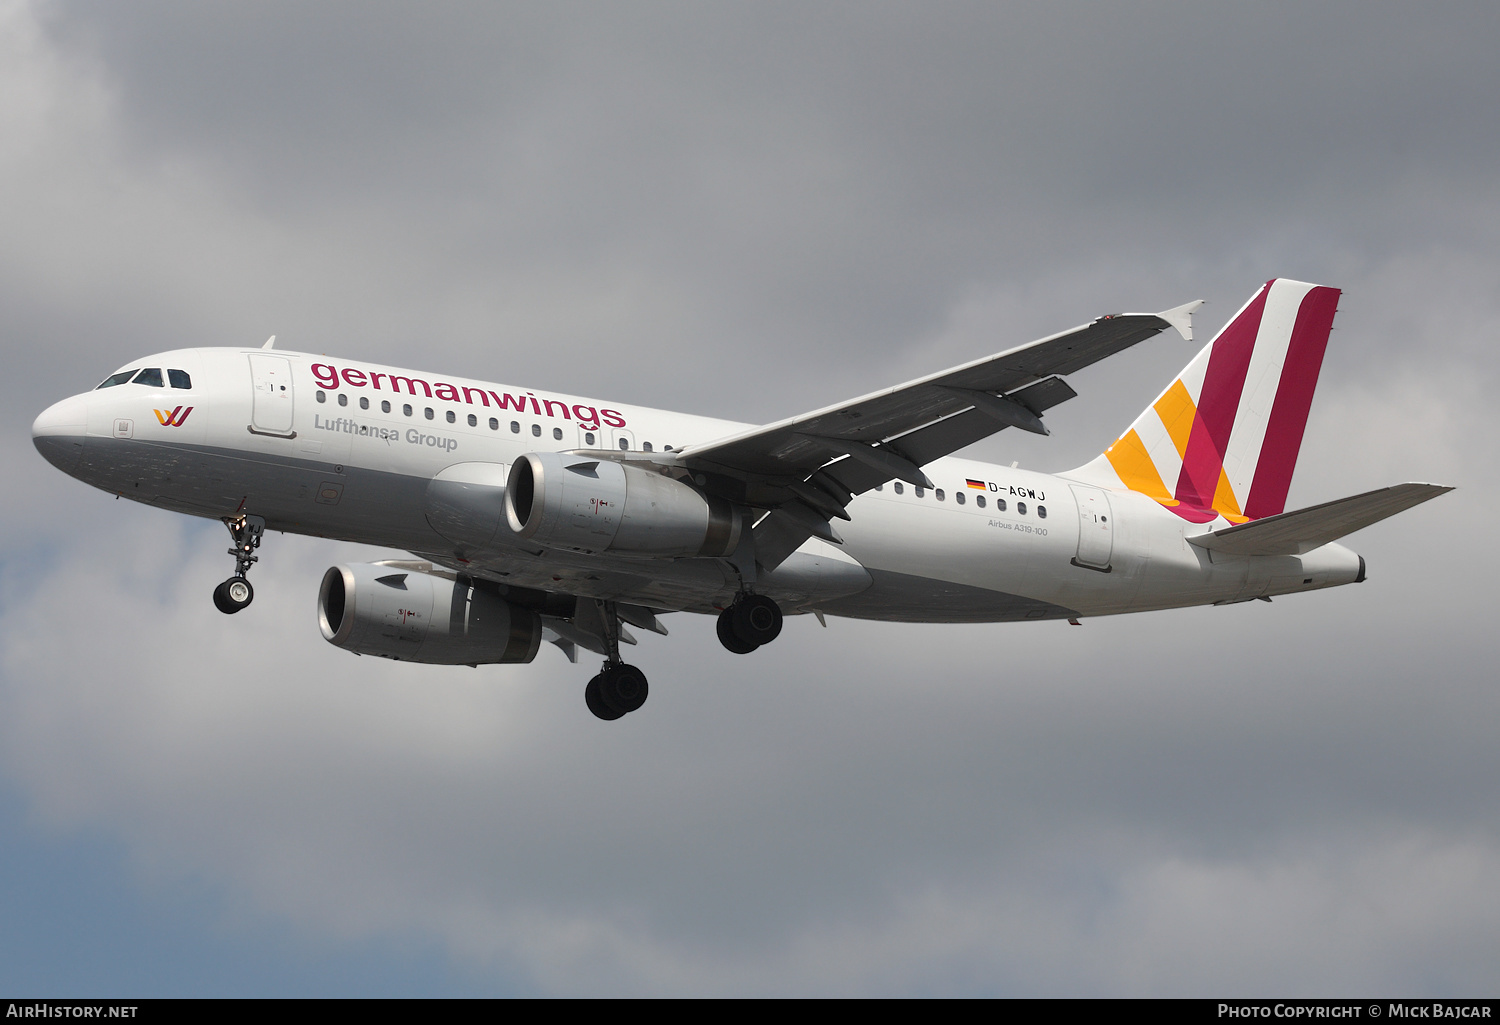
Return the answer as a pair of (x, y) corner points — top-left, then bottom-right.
(585, 600), (649, 720)
(214, 513), (265, 615)
(716, 594), (783, 654)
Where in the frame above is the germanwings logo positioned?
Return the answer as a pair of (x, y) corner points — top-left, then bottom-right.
(153, 406), (194, 427)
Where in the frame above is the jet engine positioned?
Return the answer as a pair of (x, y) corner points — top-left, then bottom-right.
(318, 562), (542, 664)
(504, 452), (742, 557)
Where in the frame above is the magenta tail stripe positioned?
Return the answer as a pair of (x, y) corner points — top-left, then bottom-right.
(1174, 281), (1271, 508)
(1242, 286), (1339, 519)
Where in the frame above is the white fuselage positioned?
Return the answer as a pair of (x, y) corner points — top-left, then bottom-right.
(32, 347), (1364, 623)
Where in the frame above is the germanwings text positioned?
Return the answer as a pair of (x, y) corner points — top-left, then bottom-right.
(311, 362), (626, 428)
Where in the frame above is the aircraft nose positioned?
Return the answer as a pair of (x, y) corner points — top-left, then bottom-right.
(32, 394), (89, 474)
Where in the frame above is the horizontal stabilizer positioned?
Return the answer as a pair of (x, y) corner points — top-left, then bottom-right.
(1187, 483), (1453, 557)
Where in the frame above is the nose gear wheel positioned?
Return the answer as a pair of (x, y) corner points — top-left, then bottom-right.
(213, 576), (254, 614)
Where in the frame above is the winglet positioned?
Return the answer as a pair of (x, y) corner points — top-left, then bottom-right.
(262, 336), (277, 349)
(1156, 300), (1205, 342)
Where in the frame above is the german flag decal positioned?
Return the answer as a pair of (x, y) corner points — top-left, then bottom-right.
(966, 479), (986, 490)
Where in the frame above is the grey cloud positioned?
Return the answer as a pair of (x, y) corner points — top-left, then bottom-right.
(38, 1), (1500, 407)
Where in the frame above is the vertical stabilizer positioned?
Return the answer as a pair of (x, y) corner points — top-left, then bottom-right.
(1068, 278), (1340, 523)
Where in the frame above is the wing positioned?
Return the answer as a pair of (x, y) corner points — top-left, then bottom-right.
(672, 301), (1202, 569)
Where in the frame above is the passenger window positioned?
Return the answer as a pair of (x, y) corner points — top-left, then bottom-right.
(131, 368), (163, 387)
(511, 421), (520, 433)
(403, 404), (413, 416)
(425, 407), (434, 420)
(874, 484), (883, 492)
(489, 417), (498, 430)
(316, 391), (327, 403)
(168, 369), (191, 389)
(894, 482), (904, 495)
(915, 486), (925, 498)
(996, 499), (1006, 512)
(445, 410), (455, 423)
(360, 397), (369, 410)
(1038, 505), (1047, 519)
(935, 489), (945, 501)
(618, 438), (628, 450)
(97, 370), (138, 389)
(467, 413), (477, 427)
(553, 427), (563, 441)
(532, 424), (541, 437)
(642, 441), (653, 452)
(338, 393), (348, 407)
(976, 495), (985, 508)
(381, 400), (391, 413)
(955, 492), (965, 505)
(1017, 502), (1027, 515)
(584, 431), (596, 445)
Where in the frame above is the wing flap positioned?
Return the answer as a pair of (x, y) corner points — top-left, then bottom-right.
(1186, 483), (1453, 556)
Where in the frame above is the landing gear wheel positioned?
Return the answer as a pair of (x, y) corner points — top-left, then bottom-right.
(213, 576), (254, 615)
(585, 675), (626, 720)
(216, 514), (265, 615)
(717, 609), (759, 654)
(731, 594), (782, 647)
(597, 663), (649, 715)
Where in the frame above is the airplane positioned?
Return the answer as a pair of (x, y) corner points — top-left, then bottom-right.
(32, 278), (1451, 720)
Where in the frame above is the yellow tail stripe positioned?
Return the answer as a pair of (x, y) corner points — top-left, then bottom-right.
(1105, 429), (1178, 506)
(1212, 465), (1248, 523)
(1153, 379), (1197, 459)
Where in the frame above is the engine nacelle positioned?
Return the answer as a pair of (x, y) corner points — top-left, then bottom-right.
(504, 452), (742, 557)
(318, 562), (542, 664)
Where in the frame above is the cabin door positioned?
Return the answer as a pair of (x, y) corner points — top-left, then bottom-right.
(1071, 484), (1114, 570)
(248, 354), (296, 437)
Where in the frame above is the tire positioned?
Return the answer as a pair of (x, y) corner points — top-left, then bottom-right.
(730, 594), (782, 646)
(717, 609), (759, 654)
(585, 676), (626, 720)
(213, 577), (254, 614)
(597, 664), (649, 714)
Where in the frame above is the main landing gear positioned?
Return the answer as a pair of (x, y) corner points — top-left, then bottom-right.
(585, 663), (649, 721)
(716, 594), (783, 654)
(213, 513), (265, 615)
(584, 599), (649, 721)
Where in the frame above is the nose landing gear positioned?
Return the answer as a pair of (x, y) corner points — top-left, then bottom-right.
(214, 513), (265, 614)
(716, 594), (783, 654)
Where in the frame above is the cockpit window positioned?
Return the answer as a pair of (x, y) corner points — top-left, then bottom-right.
(168, 369), (191, 390)
(131, 368), (164, 387)
(96, 370), (138, 389)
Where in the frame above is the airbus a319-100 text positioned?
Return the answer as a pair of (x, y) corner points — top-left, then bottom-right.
(32, 279), (1451, 719)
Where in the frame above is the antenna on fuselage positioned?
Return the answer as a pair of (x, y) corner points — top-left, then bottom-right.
(262, 336), (276, 349)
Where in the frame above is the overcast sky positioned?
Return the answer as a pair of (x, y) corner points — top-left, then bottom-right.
(2, 0), (1497, 996)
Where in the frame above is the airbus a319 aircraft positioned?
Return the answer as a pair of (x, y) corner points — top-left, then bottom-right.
(33, 279), (1450, 719)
